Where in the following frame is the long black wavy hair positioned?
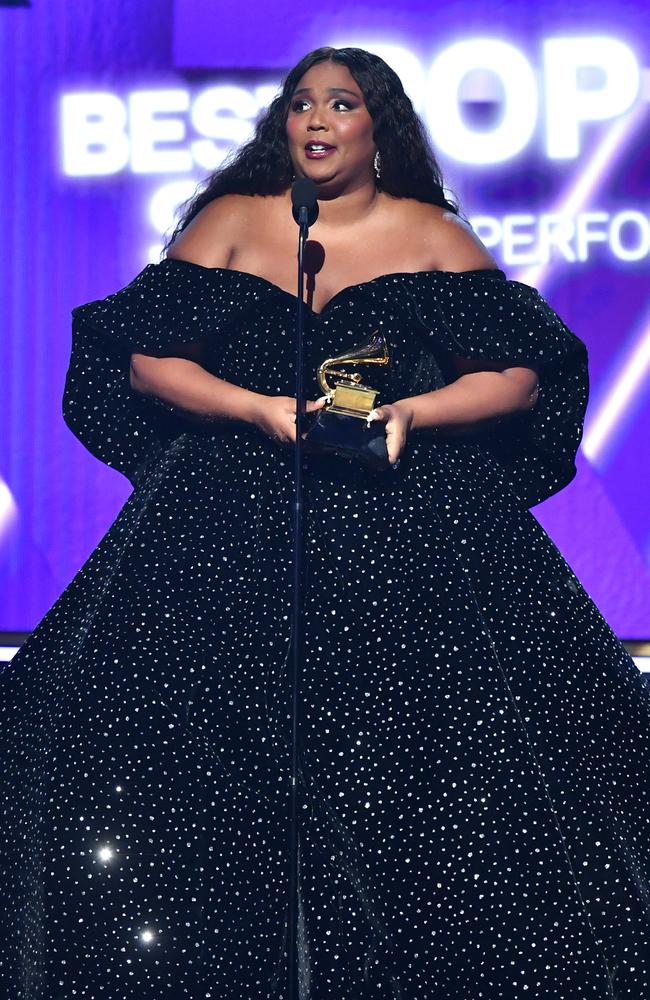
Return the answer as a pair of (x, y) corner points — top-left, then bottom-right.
(163, 46), (459, 251)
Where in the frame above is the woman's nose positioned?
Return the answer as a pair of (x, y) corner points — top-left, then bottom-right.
(306, 107), (328, 130)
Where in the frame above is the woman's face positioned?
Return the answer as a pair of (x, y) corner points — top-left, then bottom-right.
(286, 60), (376, 190)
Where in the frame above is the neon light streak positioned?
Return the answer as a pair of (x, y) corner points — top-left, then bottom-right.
(582, 315), (650, 464)
(513, 79), (649, 463)
(515, 96), (648, 290)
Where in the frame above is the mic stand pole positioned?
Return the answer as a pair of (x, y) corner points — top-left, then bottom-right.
(287, 206), (310, 1000)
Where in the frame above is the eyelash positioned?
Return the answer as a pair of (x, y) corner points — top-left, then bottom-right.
(291, 99), (352, 112)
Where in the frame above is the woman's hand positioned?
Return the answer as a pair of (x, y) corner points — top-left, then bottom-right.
(252, 394), (328, 444)
(368, 400), (414, 465)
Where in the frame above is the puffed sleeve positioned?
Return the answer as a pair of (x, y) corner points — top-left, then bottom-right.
(63, 259), (241, 486)
(405, 269), (589, 509)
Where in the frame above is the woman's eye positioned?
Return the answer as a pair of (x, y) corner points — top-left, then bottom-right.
(290, 100), (353, 112)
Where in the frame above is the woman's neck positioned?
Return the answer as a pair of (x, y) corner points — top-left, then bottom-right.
(286, 179), (383, 230)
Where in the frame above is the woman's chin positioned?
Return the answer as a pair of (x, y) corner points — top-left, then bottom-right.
(308, 170), (348, 194)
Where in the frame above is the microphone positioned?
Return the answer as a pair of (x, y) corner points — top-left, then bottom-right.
(287, 171), (317, 1000)
(291, 177), (319, 227)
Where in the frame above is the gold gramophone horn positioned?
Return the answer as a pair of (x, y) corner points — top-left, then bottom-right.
(316, 329), (390, 417)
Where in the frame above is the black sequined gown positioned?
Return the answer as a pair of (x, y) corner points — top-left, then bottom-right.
(1, 260), (649, 1000)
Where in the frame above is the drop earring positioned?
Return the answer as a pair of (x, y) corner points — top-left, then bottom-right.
(373, 151), (381, 181)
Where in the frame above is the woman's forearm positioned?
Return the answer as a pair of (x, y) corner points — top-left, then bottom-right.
(395, 369), (539, 437)
(129, 355), (263, 427)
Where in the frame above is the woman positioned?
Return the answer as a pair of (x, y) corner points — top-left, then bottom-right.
(1, 46), (648, 1000)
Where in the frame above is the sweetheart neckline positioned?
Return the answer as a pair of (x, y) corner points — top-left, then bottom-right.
(162, 258), (504, 317)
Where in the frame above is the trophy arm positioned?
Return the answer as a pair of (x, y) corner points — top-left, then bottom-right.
(316, 329), (390, 397)
(317, 363), (334, 398)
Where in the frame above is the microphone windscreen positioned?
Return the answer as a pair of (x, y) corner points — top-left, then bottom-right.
(291, 177), (319, 226)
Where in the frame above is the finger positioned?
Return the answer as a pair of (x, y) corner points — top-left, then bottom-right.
(388, 441), (402, 464)
(367, 407), (387, 425)
(384, 425), (404, 465)
(306, 396), (328, 412)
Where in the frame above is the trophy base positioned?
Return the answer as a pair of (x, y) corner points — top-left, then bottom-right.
(303, 409), (391, 470)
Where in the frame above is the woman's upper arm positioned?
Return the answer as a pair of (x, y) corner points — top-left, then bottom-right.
(131, 195), (247, 379)
(424, 209), (539, 400)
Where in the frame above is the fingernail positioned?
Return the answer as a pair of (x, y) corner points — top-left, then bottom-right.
(367, 410), (379, 423)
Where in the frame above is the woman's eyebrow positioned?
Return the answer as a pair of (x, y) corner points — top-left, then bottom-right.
(292, 87), (360, 97)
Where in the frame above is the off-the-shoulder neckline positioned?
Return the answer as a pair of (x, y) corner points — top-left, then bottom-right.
(160, 257), (506, 317)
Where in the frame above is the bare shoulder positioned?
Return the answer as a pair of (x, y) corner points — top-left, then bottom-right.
(166, 193), (257, 269)
(397, 199), (498, 273)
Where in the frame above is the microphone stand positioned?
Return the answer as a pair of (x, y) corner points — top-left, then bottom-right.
(287, 204), (310, 1000)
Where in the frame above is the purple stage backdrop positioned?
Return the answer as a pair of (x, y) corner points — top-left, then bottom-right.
(0, 0), (649, 634)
